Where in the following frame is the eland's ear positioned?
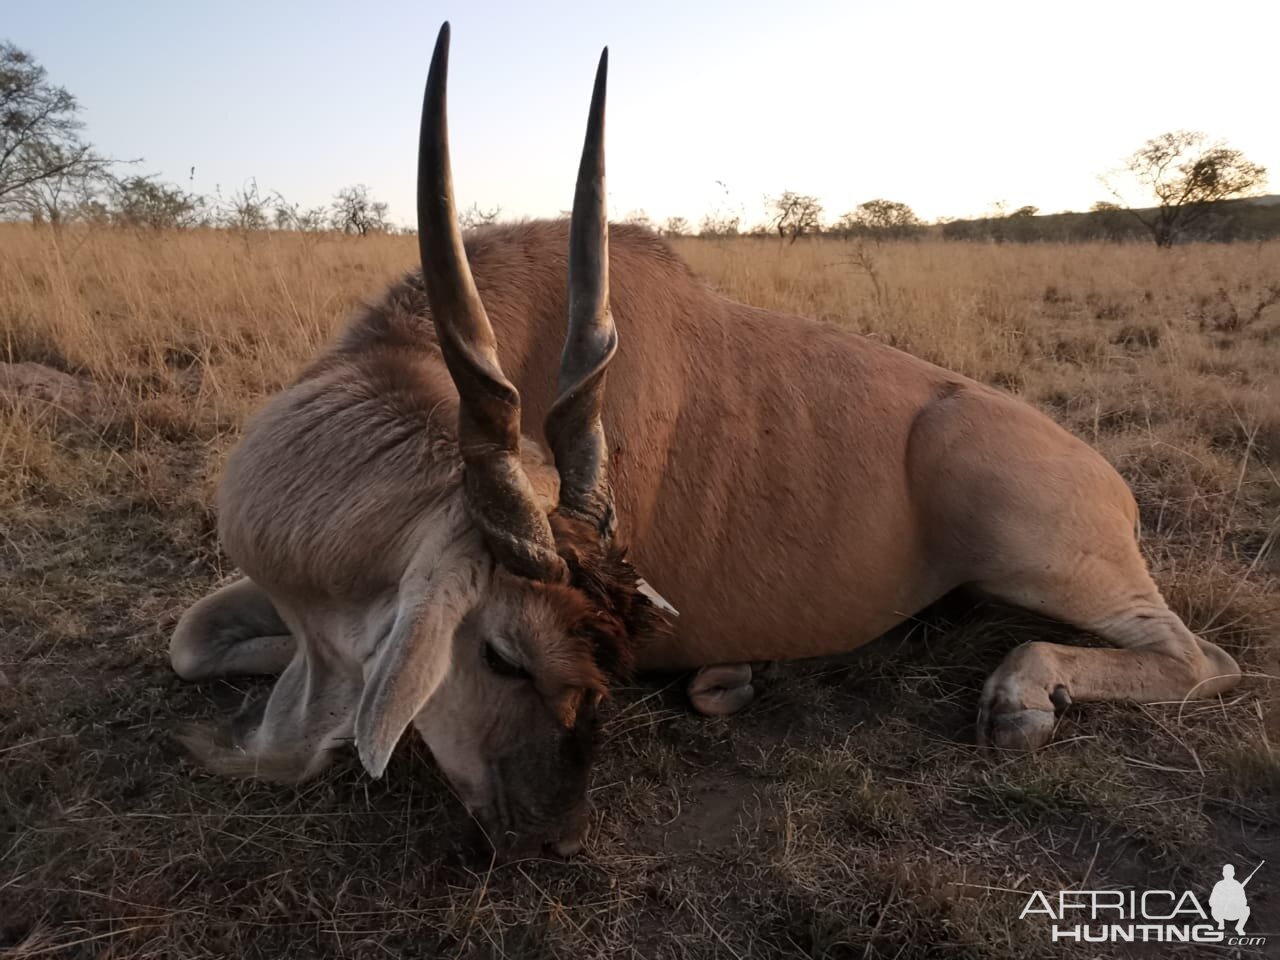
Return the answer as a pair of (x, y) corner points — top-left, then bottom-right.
(354, 579), (469, 778)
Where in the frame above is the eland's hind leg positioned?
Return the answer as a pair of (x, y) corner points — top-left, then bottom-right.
(170, 577), (295, 681)
(910, 386), (1241, 750)
(974, 533), (1240, 751)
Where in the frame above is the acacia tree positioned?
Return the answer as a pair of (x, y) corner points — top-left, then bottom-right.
(698, 211), (740, 237)
(459, 202), (501, 229)
(767, 191), (823, 243)
(110, 175), (206, 229)
(1112, 131), (1267, 246)
(837, 199), (922, 240)
(272, 194), (329, 232)
(621, 209), (655, 231)
(0, 41), (111, 222)
(1086, 200), (1131, 241)
(219, 178), (271, 231)
(330, 184), (389, 236)
(662, 215), (689, 237)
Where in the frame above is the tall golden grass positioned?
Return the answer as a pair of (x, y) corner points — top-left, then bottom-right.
(5, 223), (1275, 514)
(5, 226), (1278, 418)
(1, 227), (406, 409)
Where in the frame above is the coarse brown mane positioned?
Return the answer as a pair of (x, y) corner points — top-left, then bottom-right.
(549, 512), (672, 685)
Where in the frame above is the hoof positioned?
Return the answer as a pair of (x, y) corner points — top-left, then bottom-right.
(174, 721), (243, 773)
(977, 707), (1056, 751)
(977, 675), (1070, 752)
(1195, 639), (1242, 696)
(229, 692), (269, 745)
(691, 683), (755, 717)
(174, 721), (324, 783)
(688, 663), (755, 717)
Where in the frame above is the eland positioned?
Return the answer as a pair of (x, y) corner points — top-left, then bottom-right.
(170, 23), (1241, 856)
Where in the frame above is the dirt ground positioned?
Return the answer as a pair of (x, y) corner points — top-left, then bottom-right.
(1, 227), (1277, 958)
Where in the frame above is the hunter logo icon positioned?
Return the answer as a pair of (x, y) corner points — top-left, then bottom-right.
(1210, 861), (1263, 935)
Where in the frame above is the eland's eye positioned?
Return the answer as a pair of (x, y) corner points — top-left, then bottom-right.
(484, 641), (530, 679)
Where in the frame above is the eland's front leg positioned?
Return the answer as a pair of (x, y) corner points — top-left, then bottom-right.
(170, 577), (294, 680)
(177, 646), (360, 783)
(172, 578), (351, 782)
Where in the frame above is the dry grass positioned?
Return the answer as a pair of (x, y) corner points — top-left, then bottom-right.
(1, 224), (1277, 958)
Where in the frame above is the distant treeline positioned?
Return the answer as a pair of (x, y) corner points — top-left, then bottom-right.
(932, 198), (1280, 244)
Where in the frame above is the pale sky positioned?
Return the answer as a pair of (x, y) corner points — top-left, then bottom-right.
(8, 1), (1278, 228)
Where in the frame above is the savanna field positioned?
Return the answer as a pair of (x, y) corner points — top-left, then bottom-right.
(1, 225), (1277, 958)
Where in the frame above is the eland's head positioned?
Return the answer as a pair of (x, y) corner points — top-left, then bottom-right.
(352, 24), (675, 856)
(173, 22), (670, 858)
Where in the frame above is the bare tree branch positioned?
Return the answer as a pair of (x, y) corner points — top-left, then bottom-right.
(0, 41), (114, 221)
